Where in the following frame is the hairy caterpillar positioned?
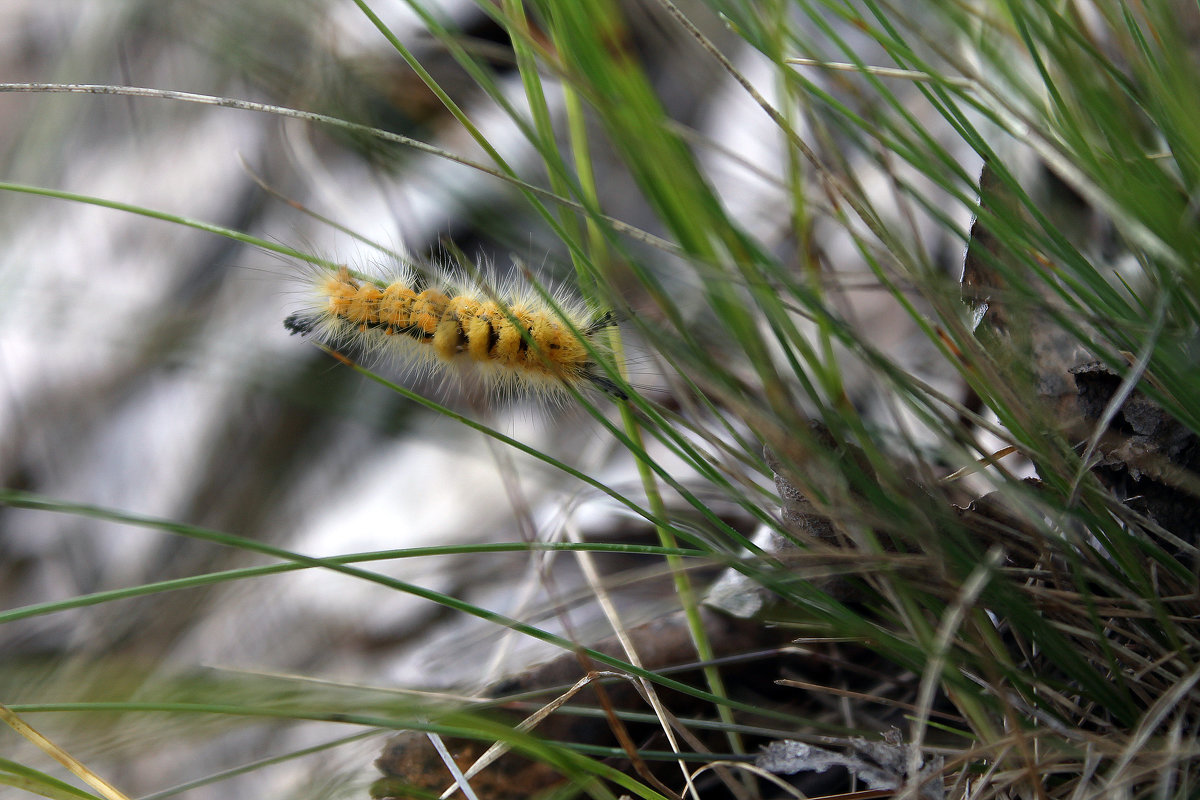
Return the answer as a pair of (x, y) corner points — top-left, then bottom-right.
(284, 265), (623, 401)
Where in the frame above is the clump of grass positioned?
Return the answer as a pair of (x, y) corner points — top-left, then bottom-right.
(2, 1), (1198, 799)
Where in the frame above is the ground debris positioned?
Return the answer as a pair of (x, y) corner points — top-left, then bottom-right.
(757, 736), (945, 800)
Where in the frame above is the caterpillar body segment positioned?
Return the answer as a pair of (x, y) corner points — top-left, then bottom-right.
(285, 266), (624, 402)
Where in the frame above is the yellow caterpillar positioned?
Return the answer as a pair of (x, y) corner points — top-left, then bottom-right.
(285, 266), (622, 401)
